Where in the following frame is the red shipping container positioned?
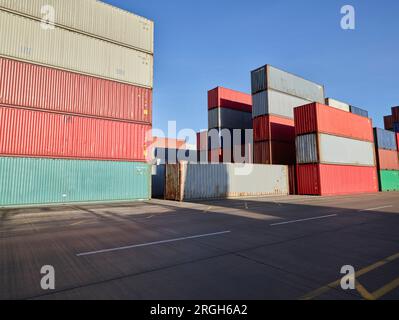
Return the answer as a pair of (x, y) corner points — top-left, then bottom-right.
(297, 164), (379, 196)
(392, 106), (399, 122)
(253, 115), (295, 143)
(253, 141), (295, 165)
(0, 106), (151, 161)
(208, 87), (252, 112)
(0, 57), (152, 123)
(294, 103), (374, 142)
(396, 133), (399, 151)
(288, 165), (297, 195)
(384, 115), (394, 130)
(376, 148), (399, 170)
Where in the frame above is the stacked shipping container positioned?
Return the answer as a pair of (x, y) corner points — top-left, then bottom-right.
(0, 2), (154, 206)
(207, 87), (253, 163)
(295, 103), (379, 196)
(251, 65), (325, 166)
(374, 128), (399, 191)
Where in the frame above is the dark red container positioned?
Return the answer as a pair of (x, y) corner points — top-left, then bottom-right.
(384, 115), (394, 131)
(253, 141), (295, 165)
(288, 165), (297, 195)
(0, 57), (152, 123)
(208, 145), (252, 163)
(0, 106), (151, 161)
(296, 164), (379, 196)
(376, 148), (399, 170)
(294, 103), (374, 142)
(396, 133), (399, 151)
(253, 115), (295, 143)
(392, 106), (399, 122)
(208, 87), (252, 112)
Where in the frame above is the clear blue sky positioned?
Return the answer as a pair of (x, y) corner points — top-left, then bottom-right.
(104, 0), (399, 136)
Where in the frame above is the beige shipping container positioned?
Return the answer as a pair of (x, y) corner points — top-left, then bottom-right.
(0, 10), (153, 88)
(0, 0), (154, 53)
(325, 98), (350, 112)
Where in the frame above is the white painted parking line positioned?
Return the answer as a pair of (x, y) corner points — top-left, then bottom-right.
(359, 205), (393, 212)
(270, 214), (338, 226)
(76, 230), (231, 257)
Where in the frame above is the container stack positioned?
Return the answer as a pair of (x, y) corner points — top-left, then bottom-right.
(374, 128), (399, 191)
(392, 106), (399, 132)
(197, 131), (209, 163)
(207, 87), (253, 163)
(295, 103), (378, 196)
(0, 1), (154, 206)
(251, 65), (325, 165)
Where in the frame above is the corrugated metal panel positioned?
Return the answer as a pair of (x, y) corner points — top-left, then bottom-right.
(251, 65), (325, 102)
(379, 170), (399, 191)
(296, 133), (375, 166)
(393, 123), (399, 133)
(374, 128), (397, 151)
(325, 98), (350, 112)
(0, 106), (150, 161)
(196, 131), (208, 151)
(253, 140), (296, 165)
(251, 66), (266, 94)
(350, 105), (369, 118)
(294, 103), (374, 142)
(165, 163), (288, 201)
(296, 134), (318, 164)
(208, 107), (252, 130)
(0, 157), (151, 206)
(376, 149), (399, 170)
(208, 87), (252, 112)
(0, 0), (154, 53)
(396, 133), (399, 151)
(392, 106), (399, 122)
(0, 57), (152, 123)
(151, 165), (165, 199)
(252, 89), (311, 119)
(197, 150), (208, 163)
(207, 144), (252, 164)
(297, 164), (378, 196)
(165, 164), (180, 201)
(288, 165), (297, 195)
(384, 115), (393, 130)
(0, 10), (153, 88)
(253, 114), (295, 143)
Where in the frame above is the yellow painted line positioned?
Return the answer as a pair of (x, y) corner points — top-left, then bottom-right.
(356, 282), (376, 300)
(300, 252), (399, 300)
(372, 277), (399, 300)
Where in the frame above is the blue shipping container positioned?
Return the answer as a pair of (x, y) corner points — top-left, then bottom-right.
(350, 105), (369, 118)
(152, 165), (165, 198)
(374, 128), (397, 151)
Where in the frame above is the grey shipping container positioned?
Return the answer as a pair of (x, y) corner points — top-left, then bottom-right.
(350, 106), (369, 118)
(374, 128), (397, 151)
(165, 163), (288, 201)
(208, 107), (252, 130)
(251, 65), (325, 103)
(0, 0), (154, 53)
(252, 89), (311, 119)
(296, 133), (376, 166)
(0, 10), (153, 88)
(197, 150), (208, 163)
(151, 165), (165, 198)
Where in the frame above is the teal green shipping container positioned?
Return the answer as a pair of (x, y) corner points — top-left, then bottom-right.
(0, 157), (151, 207)
(379, 170), (399, 191)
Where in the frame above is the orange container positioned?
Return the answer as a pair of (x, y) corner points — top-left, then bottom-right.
(376, 148), (399, 170)
(294, 102), (374, 142)
(208, 87), (252, 112)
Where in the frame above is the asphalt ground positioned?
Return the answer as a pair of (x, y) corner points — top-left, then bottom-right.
(1, 192), (399, 300)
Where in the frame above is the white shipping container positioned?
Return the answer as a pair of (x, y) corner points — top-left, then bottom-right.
(0, 0), (154, 53)
(325, 98), (350, 112)
(296, 133), (375, 166)
(252, 89), (311, 119)
(0, 10), (153, 88)
(165, 163), (288, 201)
